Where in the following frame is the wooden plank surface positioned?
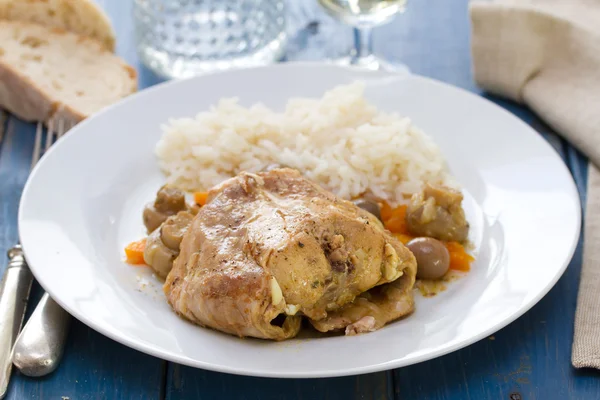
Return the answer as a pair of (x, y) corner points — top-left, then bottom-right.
(0, 0), (596, 398)
(167, 365), (392, 400)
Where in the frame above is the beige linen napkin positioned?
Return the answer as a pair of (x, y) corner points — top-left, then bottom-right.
(469, 0), (600, 368)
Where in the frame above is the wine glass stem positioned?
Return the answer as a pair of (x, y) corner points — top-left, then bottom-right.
(351, 26), (374, 62)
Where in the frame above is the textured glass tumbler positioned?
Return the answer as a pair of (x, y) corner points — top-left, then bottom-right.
(133, 0), (287, 79)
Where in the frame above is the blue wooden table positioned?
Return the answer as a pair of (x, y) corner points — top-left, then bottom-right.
(1, 0), (598, 398)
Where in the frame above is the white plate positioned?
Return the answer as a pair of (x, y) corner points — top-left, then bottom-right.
(19, 63), (580, 378)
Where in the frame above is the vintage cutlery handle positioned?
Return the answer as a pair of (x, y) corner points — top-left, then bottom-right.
(0, 246), (33, 399)
(12, 292), (70, 377)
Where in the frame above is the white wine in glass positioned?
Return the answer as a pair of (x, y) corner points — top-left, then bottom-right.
(317, 0), (408, 71)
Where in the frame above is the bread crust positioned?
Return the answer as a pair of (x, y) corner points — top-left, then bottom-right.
(0, 0), (116, 51)
(0, 20), (136, 126)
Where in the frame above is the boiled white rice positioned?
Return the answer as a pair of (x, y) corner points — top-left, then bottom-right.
(155, 82), (454, 205)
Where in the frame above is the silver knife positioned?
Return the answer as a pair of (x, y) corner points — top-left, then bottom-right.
(0, 246), (33, 399)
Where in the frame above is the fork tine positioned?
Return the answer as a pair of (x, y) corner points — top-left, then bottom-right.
(44, 120), (55, 152)
(31, 122), (43, 169)
(57, 119), (67, 138)
(35, 118), (72, 167)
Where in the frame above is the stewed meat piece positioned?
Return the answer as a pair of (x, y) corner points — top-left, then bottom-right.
(309, 266), (415, 335)
(163, 168), (417, 340)
(405, 183), (469, 242)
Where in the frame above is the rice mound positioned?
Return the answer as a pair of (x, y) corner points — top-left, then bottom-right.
(155, 82), (454, 204)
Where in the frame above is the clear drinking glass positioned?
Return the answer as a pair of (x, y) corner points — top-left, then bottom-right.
(133, 0), (287, 79)
(317, 0), (408, 71)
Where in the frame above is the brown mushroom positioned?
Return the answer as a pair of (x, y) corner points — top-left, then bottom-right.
(143, 185), (189, 233)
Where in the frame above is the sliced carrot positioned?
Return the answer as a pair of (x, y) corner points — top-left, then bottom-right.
(384, 205), (409, 234)
(125, 238), (146, 265)
(445, 241), (474, 272)
(380, 201), (394, 222)
(385, 216), (405, 234)
(194, 191), (209, 206)
(391, 204), (407, 222)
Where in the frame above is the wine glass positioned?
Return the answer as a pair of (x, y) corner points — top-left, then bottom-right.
(317, 0), (408, 72)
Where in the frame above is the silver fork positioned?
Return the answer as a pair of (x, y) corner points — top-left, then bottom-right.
(0, 118), (72, 398)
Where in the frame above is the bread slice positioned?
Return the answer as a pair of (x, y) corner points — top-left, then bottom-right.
(0, 0), (116, 51)
(0, 20), (136, 125)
